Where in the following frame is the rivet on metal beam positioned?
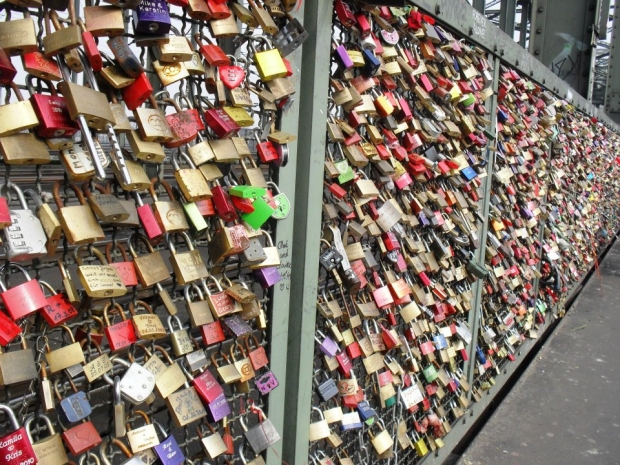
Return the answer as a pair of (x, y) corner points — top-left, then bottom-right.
(535, 50), (540, 55)
(469, 27), (473, 35)
(435, 5), (441, 14)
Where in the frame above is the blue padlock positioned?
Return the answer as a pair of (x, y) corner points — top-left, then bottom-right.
(460, 166), (478, 181)
(357, 400), (376, 425)
(433, 334), (448, 350)
(133, 0), (171, 35)
(57, 381), (92, 424)
(361, 49), (381, 77)
(476, 345), (487, 365)
(153, 422), (184, 465)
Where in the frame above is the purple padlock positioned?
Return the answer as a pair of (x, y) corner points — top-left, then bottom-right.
(223, 314), (252, 339)
(418, 212), (430, 227)
(254, 267), (282, 289)
(255, 371), (279, 395)
(520, 207), (534, 219)
(334, 43), (354, 70)
(133, 0), (171, 35)
(316, 330), (340, 357)
(153, 423), (184, 465)
(207, 393), (232, 423)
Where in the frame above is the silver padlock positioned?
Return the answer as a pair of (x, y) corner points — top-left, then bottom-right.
(240, 405), (281, 455)
(59, 139), (109, 181)
(1, 183), (47, 261)
(103, 357), (155, 405)
(242, 236), (267, 264)
(185, 347), (208, 372)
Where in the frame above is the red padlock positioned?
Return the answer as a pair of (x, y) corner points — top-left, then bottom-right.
(193, 363), (225, 404)
(196, 198), (216, 217)
(334, 0), (356, 27)
(162, 98), (199, 148)
(106, 242), (138, 288)
(255, 133), (279, 163)
(121, 72), (153, 111)
(246, 335), (268, 370)
(28, 77), (78, 138)
(206, 0), (231, 18)
(0, 197), (11, 228)
(103, 302), (137, 352)
(0, 263), (47, 321)
(0, 48), (16, 85)
(0, 405), (37, 465)
(134, 192), (164, 241)
(201, 320), (226, 345)
(62, 421), (102, 455)
(203, 105), (240, 138)
(211, 181), (238, 222)
(0, 311), (20, 346)
(78, 19), (102, 72)
(39, 281), (78, 328)
(194, 33), (230, 67)
(22, 52), (62, 81)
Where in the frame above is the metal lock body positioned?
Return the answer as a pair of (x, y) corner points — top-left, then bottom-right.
(56, 381), (92, 424)
(25, 414), (68, 465)
(149, 179), (190, 233)
(0, 336), (38, 386)
(134, 96), (174, 142)
(0, 262), (47, 321)
(133, 0), (171, 34)
(171, 151), (212, 201)
(168, 316), (193, 356)
(129, 300), (166, 341)
(0, 82), (39, 136)
(126, 411), (160, 454)
(0, 404), (37, 465)
(52, 181), (105, 245)
(1, 183), (48, 261)
(83, 183), (129, 223)
(75, 245), (127, 298)
(27, 75), (78, 139)
(103, 303), (138, 352)
(167, 232), (208, 285)
(104, 357), (156, 405)
(128, 233), (171, 288)
(240, 406), (281, 455)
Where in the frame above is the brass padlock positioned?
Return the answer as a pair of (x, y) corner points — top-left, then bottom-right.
(0, 13), (38, 56)
(45, 325), (85, 374)
(0, 336), (38, 386)
(168, 316), (193, 356)
(125, 411), (159, 454)
(184, 283), (214, 327)
(75, 245), (127, 298)
(149, 178), (190, 233)
(82, 183), (130, 223)
(114, 151), (152, 191)
(44, 8), (82, 57)
(129, 300), (166, 340)
(53, 181), (105, 245)
(0, 83), (39, 136)
(25, 414), (69, 465)
(167, 232), (209, 285)
(127, 130), (166, 164)
(134, 96), (174, 142)
(249, 230), (281, 269)
(83, 6), (125, 37)
(172, 151), (212, 202)
(128, 233), (171, 288)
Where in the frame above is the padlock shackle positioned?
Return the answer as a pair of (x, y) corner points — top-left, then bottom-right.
(128, 232), (156, 258)
(103, 302), (128, 326)
(74, 244), (109, 266)
(0, 404), (20, 430)
(128, 299), (154, 316)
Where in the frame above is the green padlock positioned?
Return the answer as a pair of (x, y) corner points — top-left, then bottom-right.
(229, 185), (267, 199)
(422, 364), (438, 383)
(338, 166), (354, 184)
(268, 182), (290, 220)
(172, 185), (208, 233)
(241, 197), (274, 229)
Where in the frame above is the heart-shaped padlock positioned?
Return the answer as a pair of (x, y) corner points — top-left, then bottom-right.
(219, 65), (246, 89)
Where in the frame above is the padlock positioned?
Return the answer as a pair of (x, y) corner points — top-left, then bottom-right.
(167, 316), (193, 356)
(0, 82), (39, 137)
(129, 300), (166, 340)
(82, 183), (129, 223)
(0, 335), (37, 386)
(53, 181), (105, 245)
(240, 404), (281, 455)
(44, 325), (85, 374)
(103, 302), (138, 352)
(149, 178), (190, 232)
(201, 100), (241, 138)
(128, 233), (171, 288)
(0, 263), (47, 321)
(0, 183), (48, 260)
(83, 6), (125, 37)
(74, 245), (127, 298)
(121, 72), (154, 111)
(171, 151), (212, 201)
(167, 232), (208, 285)
(59, 138), (109, 182)
(152, 423), (184, 465)
(203, 275), (242, 319)
(103, 357), (156, 405)
(38, 280), (78, 328)
(133, 0), (171, 34)
(105, 242), (138, 288)
(24, 414), (68, 465)
(251, 36), (288, 82)
(162, 100), (199, 148)
(135, 96), (174, 142)
(0, 10), (38, 57)
(133, 192), (163, 241)
(125, 411), (159, 454)
(27, 75), (77, 139)
(55, 377), (92, 424)
(0, 404), (37, 465)
(194, 33), (230, 67)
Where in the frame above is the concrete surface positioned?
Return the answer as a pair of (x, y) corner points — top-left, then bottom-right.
(456, 240), (620, 465)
